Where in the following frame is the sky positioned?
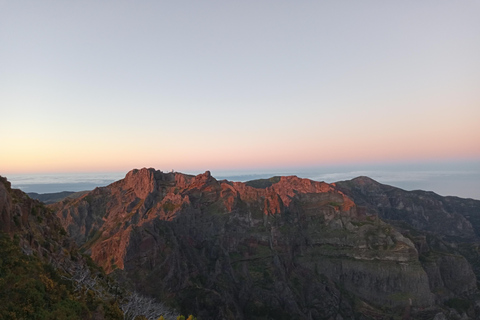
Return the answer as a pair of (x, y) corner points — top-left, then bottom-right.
(1, 1), (480, 176)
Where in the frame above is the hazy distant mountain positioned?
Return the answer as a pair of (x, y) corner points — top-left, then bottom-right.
(28, 190), (89, 204)
(335, 176), (480, 241)
(50, 168), (480, 319)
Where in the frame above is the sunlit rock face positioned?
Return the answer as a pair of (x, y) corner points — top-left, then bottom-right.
(52, 169), (480, 319)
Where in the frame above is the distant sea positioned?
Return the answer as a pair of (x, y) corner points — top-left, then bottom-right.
(6, 161), (480, 200)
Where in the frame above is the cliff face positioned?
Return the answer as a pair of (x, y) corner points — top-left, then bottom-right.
(52, 168), (467, 319)
(336, 176), (480, 303)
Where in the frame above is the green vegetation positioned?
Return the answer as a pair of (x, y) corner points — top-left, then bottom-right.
(445, 298), (471, 313)
(0, 233), (122, 319)
(176, 315), (196, 320)
(82, 228), (103, 251)
(328, 201), (342, 208)
(350, 220), (374, 227)
(162, 201), (177, 212)
(387, 292), (412, 302)
(203, 200), (227, 215)
(84, 194), (94, 204)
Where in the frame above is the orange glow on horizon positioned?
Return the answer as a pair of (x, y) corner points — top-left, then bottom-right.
(2, 109), (479, 175)
(3, 147), (479, 175)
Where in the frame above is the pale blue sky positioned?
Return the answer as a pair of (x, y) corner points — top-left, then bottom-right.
(1, 1), (479, 174)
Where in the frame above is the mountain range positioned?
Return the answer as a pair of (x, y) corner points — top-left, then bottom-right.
(4, 168), (480, 319)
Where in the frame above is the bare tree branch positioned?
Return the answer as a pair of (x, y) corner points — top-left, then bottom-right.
(121, 291), (177, 320)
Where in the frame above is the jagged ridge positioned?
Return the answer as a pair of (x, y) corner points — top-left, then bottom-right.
(49, 168), (479, 319)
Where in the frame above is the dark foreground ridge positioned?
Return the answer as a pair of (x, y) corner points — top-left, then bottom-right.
(44, 168), (480, 319)
(0, 176), (124, 319)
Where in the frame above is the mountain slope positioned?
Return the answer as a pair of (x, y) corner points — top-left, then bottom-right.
(334, 176), (480, 241)
(0, 176), (123, 319)
(51, 168), (477, 319)
(335, 177), (480, 303)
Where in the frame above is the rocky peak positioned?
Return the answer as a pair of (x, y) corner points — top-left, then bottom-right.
(266, 175), (356, 213)
(120, 168), (215, 197)
(0, 176), (13, 234)
(0, 175), (11, 189)
(122, 168), (159, 199)
(189, 170), (216, 187)
(338, 176), (391, 194)
(350, 176), (379, 185)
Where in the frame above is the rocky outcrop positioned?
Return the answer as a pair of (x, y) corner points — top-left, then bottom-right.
(53, 168), (472, 319)
(0, 177), (13, 233)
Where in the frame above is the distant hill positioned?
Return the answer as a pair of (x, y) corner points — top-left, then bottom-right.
(335, 176), (480, 241)
(28, 190), (89, 204)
